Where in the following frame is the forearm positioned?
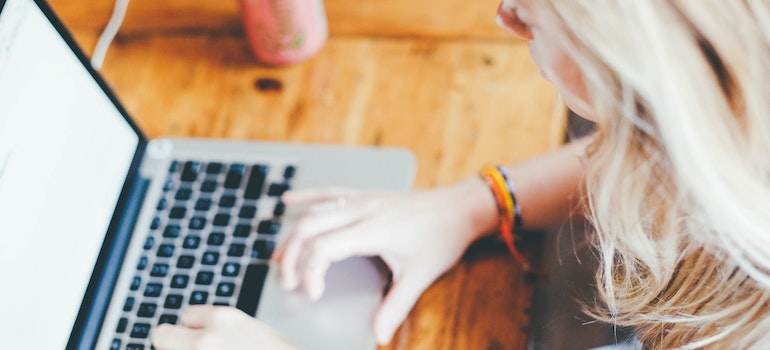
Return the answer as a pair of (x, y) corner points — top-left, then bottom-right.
(460, 136), (591, 239)
(504, 136), (589, 231)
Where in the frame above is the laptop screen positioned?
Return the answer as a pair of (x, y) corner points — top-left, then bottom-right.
(0, 0), (139, 348)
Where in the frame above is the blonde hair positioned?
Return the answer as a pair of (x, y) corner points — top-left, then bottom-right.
(531, 1), (770, 348)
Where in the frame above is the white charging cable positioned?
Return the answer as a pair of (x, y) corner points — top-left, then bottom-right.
(90, 0), (131, 70)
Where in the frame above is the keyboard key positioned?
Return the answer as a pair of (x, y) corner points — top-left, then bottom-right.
(213, 213), (230, 227)
(207, 232), (225, 246)
(267, 183), (290, 197)
(116, 317), (128, 333)
(150, 217), (161, 230)
(219, 195), (237, 208)
(162, 179), (174, 192)
(130, 276), (141, 291)
(123, 296), (135, 312)
(170, 274), (189, 289)
(181, 161), (202, 182)
(110, 339), (121, 350)
(273, 201), (286, 217)
(283, 165), (296, 179)
(195, 198), (212, 211)
(239, 205), (257, 219)
(252, 239), (275, 259)
(222, 262), (240, 277)
(169, 160), (180, 173)
(201, 252), (219, 265)
(163, 224), (181, 238)
(213, 301), (230, 306)
(137, 303), (157, 318)
(216, 282), (235, 297)
(159, 314), (178, 325)
(189, 216), (207, 230)
(206, 162), (223, 175)
(174, 188), (193, 201)
(126, 344), (144, 350)
(136, 256), (148, 271)
(164, 294), (184, 309)
(156, 197), (167, 211)
(144, 283), (163, 297)
(177, 255), (195, 269)
(150, 263), (169, 277)
(190, 291), (209, 305)
(195, 271), (214, 285)
(233, 224), (251, 237)
(244, 165), (267, 200)
(143, 236), (154, 250)
(224, 167), (245, 189)
(157, 244), (175, 258)
(227, 243), (246, 257)
(169, 206), (187, 219)
(236, 264), (269, 316)
(130, 322), (151, 339)
(200, 180), (218, 193)
(182, 235), (201, 249)
(257, 220), (280, 235)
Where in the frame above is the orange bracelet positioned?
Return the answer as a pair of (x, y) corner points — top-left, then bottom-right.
(479, 165), (530, 271)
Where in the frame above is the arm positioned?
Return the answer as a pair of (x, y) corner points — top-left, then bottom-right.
(508, 136), (589, 230)
(275, 137), (590, 345)
(456, 136), (590, 240)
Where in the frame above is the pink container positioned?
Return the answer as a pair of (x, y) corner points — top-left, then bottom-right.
(239, 0), (328, 66)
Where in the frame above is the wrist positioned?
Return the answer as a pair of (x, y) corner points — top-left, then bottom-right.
(451, 176), (500, 241)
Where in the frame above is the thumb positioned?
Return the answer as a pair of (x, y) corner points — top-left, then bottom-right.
(373, 273), (433, 345)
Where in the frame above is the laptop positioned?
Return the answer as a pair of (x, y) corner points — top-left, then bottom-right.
(0, 0), (416, 349)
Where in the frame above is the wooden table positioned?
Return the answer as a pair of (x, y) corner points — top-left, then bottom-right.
(48, 0), (564, 348)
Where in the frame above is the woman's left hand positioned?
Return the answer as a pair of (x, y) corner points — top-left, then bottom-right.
(151, 305), (298, 350)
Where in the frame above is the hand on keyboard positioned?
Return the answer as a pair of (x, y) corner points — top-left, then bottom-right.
(152, 305), (298, 350)
(274, 178), (498, 345)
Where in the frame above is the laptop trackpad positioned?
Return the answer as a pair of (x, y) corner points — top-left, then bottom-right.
(256, 257), (388, 350)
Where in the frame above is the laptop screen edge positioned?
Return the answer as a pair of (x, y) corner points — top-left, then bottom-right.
(23, 1), (150, 349)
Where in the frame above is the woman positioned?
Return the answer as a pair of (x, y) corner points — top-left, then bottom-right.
(153, 0), (770, 348)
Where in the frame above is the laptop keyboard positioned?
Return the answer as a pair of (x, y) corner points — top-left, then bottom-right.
(109, 159), (296, 350)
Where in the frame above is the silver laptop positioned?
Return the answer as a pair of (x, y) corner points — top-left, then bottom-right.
(0, 0), (416, 349)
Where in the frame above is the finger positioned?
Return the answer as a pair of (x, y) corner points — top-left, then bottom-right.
(281, 187), (359, 206)
(277, 206), (367, 290)
(180, 305), (218, 328)
(301, 225), (379, 301)
(373, 274), (434, 345)
(151, 323), (201, 350)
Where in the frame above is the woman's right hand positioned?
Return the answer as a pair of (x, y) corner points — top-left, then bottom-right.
(274, 177), (498, 345)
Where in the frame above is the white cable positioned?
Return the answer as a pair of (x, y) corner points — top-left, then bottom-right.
(91, 0), (130, 70)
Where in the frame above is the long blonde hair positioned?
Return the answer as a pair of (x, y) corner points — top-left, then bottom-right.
(532, 1), (770, 348)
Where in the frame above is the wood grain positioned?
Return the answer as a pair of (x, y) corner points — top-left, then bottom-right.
(47, 0), (566, 348)
(49, 0), (510, 40)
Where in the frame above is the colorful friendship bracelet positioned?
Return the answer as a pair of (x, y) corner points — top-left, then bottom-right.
(496, 166), (523, 229)
(479, 165), (530, 271)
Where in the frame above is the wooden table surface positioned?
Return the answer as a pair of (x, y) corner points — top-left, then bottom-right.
(48, 0), (564, 348)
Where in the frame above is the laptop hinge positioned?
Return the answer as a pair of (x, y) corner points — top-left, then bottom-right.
(66, 173), (150, 350)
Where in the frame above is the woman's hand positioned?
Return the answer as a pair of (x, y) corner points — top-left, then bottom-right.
(152, 306), (298, 350)
(274, 177), (497, 345)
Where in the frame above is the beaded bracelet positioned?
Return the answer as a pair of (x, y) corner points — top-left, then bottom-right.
(479, 165), (530, 272)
